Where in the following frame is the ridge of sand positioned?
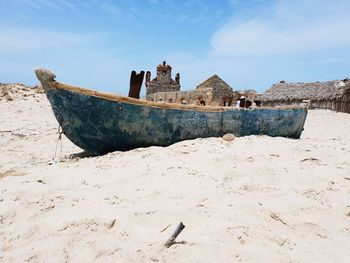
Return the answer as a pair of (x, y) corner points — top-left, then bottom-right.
(0, 83), (43, 102)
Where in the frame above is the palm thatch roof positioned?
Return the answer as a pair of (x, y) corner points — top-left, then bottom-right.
(260, 79), (350, 101)
(196, 74), (233, 92)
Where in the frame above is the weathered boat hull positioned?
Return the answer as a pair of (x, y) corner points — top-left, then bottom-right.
(35, 69), (308, 154)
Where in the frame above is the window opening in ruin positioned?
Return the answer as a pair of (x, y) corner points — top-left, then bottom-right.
(200, 100), (206, 106)
(246, 100), (252, 108)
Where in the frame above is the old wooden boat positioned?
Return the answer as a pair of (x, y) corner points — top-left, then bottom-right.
(35, 69), (308, 154)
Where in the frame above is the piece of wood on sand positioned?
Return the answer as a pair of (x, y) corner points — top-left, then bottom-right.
(164, 222), (185, 248)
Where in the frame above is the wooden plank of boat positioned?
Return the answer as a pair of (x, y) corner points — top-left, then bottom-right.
(35, 69), (308, 154)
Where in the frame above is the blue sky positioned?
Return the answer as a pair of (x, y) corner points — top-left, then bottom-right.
(0, 0), (349, 95)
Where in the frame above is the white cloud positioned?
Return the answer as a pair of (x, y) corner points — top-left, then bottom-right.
(211, 0), (350, 56)
(85, 0), (120, 15)
(97, 2), (120, 16)
(21, 1), (119, 15)
(22, 0), (75, 11)
(0, 29), (97, 53)
(59, 0), (75, 9)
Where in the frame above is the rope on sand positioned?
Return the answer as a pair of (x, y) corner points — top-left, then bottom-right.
(53, 124), (63, 161)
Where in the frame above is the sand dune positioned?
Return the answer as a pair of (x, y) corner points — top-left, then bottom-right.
(0, 87), (350, 262)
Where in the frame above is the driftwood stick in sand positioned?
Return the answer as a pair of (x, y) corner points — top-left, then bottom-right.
(128, 70), (144, 99)
(164, 222), (185, 248)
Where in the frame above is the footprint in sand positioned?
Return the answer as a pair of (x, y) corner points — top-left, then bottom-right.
(226, 225), (250, 245)
(292, 222), (329, 239)
(239, 184), (278, 194)
(0, 210), (16, 226)
(58, 218), (117, 233)
(0, 169), (25, 180)
(25, 197), (56, 216)
(302, 189), (330, 206)
(104, 195), (123, 205)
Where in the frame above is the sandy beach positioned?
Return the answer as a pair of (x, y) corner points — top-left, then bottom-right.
(1, 86), (350, 262)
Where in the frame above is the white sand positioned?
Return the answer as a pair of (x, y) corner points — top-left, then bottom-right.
(1, 87), (350, 262)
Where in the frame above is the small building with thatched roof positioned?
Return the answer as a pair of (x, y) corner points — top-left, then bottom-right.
(260, 79), (350, 113)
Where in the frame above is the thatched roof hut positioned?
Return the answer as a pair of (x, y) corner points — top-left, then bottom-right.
(260, 79), (350, 113)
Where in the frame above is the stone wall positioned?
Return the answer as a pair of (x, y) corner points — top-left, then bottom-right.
(147, 89), (243, 107)
(146, 82), (180, 97)
(147, 89), (260, 107)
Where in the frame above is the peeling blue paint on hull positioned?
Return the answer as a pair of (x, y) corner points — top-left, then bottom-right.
(34, 68), (307, 154)
(44, 88), (307, 154)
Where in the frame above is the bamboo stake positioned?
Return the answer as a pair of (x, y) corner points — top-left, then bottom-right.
(164, 222), (185, 248)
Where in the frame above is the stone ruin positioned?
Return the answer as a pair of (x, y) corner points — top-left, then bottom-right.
(146, 61), (180, 96)
(145, 61), (258, 107)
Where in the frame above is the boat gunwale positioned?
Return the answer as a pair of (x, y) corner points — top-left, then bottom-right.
(36, 68), (306, 112)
